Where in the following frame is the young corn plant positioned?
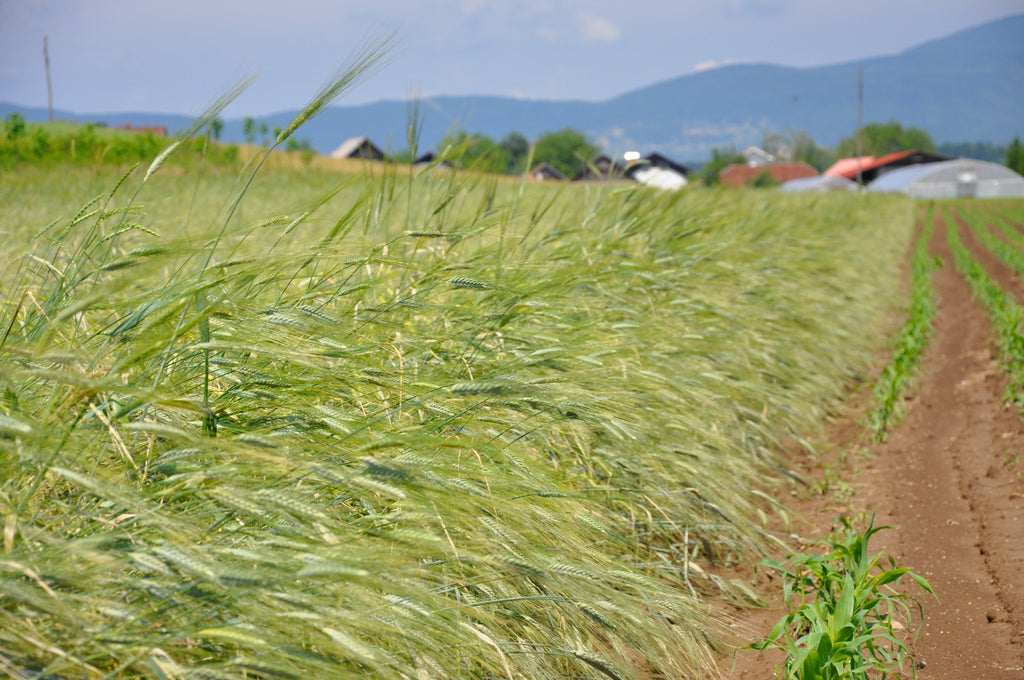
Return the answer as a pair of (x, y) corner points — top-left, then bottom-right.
(868, 206), (938, 440)
(750, 516), (934, 679)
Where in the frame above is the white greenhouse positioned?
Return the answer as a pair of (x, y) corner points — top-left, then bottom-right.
(868, 159), (1024, 199)
(780, 175), (858, 193)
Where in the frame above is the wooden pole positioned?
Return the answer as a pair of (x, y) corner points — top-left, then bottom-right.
(44, 36), (54, 122)
(856, 68), (863, 186)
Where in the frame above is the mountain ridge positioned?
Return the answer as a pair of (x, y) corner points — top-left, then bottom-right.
(3, 13), (1022, 160)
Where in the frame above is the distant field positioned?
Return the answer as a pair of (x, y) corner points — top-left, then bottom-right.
(0, 157), (914, 679)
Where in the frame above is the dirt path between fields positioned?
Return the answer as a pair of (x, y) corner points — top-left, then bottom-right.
(722, 207), (1024, 679)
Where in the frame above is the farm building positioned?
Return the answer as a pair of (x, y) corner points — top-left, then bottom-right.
(529, 162), (565, 181)
(824, 156), (873, 180)
(622, 152), (690, 190)
(719, 162), (818, 188)
(868, 158), (1024, 198)
(780, 175), (858, 193)
(413, 151), (453, 169)
(573, 155), (622, 181)
(741, 145), (777, 167)
(329, 136), (388, 161)
(625, 152), (690, 178)
(121, 123), (168, 136)
(825, 150), (949, 183)
(628, 165), (687, 191)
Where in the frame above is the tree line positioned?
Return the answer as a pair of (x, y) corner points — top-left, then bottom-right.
(393, 128), (598, 179)
(6, 113), (1024, 181)
(0, 114), (240, 167)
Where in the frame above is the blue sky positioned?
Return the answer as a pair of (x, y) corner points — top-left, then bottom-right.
(2, 0), (1023, 116)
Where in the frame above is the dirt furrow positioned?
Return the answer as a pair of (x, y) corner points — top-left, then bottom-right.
(724, 206), (1024, 679)
(851, 209), (1023, 677)
(952, 206), (1024, 303)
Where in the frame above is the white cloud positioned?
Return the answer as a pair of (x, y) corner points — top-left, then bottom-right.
(459, 0), (485, 15)
(578, 13), (621, 43)
(693, 59), (741, 72)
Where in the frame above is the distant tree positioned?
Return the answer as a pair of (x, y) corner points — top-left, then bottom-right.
(902, 126), (936, 153)
(837, 120), (936, 157)
(282, 138), (314, 156)
(792, 133), (836, 171)
(938, 141), (1006, 163)
(440, 131), (508, 174)
(751, 169), (780, 188)
(1006, 136), (1024, 175)
(272, 126), (282, 144)
(700, 146), (745, 186)
(532, 128), (598, 178)
(210, 118), (224, 141)
(760, 131), (790, 161)
(5, 113), (26, 141)
(390, 149), (415, 164)
(31, 127), (51, 159)
(762, 129), (836, 172)
(258, 122), (269, 144)
(500, 131), (530, 174)
(242, 117), (256, 144)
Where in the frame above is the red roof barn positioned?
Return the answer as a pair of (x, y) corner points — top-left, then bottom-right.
(121, 123), (168, 136)
(719, 162), (818, 188)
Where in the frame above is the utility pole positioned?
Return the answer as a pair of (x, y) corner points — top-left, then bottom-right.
(856, 68), (863, 187)
(44, 36), (54, 122)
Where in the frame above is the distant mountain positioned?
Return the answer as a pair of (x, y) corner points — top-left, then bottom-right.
(4, 13), (1023, 161)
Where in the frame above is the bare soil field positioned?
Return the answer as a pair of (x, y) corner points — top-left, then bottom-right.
(723, 205), (1024, 679)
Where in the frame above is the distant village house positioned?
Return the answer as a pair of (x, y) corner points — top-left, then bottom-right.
(719, 162), (818, 188)
(121, 123), (167, 136)
(529, 162), (565, 181)
(740, 145), (777, 167)
(329, 136), (388, 161)
(623, 152), (690, 191)
(573, 155), (621, 181)
(413, 151), (454, 169)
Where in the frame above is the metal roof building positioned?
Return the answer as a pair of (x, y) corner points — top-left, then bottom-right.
(780, 175), (858, 193)
(825, 151), (950, 183)
(868, 159), (1024, 198)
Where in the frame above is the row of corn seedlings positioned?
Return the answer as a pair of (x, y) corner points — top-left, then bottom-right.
(867, 206), (938, 440)
(943, 206), (1024, 406)
(957, 204), (1024, 278)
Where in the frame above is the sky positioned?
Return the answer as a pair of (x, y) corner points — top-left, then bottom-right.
(2, 0), (1024, 118)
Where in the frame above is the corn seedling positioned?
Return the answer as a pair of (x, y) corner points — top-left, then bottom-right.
(749, 516), (934, 679)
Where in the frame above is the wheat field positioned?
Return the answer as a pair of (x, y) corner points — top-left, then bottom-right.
(0, 79), (915, 678)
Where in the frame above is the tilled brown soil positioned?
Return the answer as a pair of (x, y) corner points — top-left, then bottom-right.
(722, 206), (1024, 679)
